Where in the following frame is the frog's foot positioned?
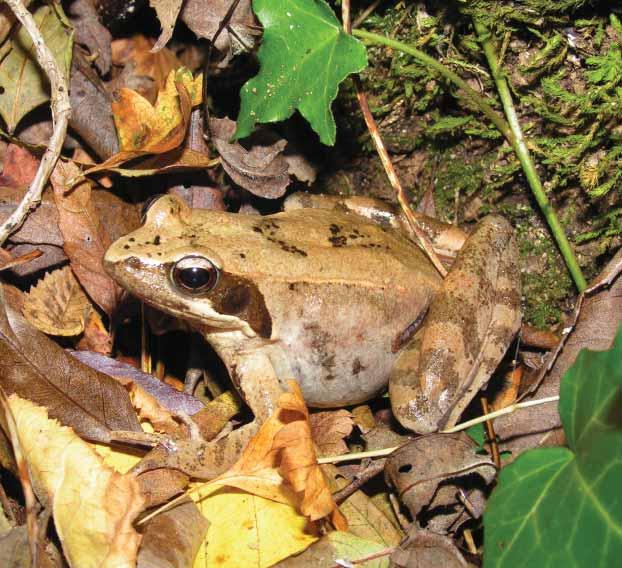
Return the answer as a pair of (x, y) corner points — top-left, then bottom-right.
(389, 215), (521, 433)
(132, 420), (261, 479)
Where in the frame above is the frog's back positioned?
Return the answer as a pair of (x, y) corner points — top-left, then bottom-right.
(197, 207), (441, 290)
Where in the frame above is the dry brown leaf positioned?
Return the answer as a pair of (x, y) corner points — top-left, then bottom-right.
(22, 266), (91, 337)
(181, 0), (259, 57)
(210, 117), (290, 198)
(50, 160), (121, 316)
(0, 285), (141, 444)
(208, 381), (347, 530)
(0, 143), (39, 187)
(149, 0), (184, 52)
(85, 68), (202, 176)
(310, 410), (353, 457)
(8, 394), (144, 566)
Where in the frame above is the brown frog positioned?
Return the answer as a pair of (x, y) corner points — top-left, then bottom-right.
(104, 193), (520, 475)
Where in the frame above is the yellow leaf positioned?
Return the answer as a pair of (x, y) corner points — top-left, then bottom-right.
(112, 67), (202, 152)
(22, 266), (91, 336)
(192, 485), (317, 568)
(8, 395), (144, 567)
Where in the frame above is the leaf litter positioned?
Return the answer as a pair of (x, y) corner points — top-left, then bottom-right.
(0, 1), (619, 567)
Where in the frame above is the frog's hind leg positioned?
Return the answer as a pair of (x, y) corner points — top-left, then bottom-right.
(389, 215), (521, 433)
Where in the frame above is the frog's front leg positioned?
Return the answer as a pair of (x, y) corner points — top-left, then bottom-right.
(188, 338), (287, 478)
(390, 215), (521, 433)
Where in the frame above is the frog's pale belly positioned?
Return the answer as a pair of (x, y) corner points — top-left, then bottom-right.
(265, 279), (435, 407)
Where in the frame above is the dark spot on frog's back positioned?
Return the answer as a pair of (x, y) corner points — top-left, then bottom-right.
(209, 272), (272, 338)
(329, 235), (347, 247)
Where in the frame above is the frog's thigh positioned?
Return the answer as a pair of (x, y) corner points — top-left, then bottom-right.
(390, 215), (521, 433)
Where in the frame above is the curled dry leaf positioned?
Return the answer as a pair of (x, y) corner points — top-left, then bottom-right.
(149, 0), (184, 52)
(22, 266), (91, 337)
(7, 394), (144, 567)
(210, 117), (290, 198)
(50, 160), (121, 316)
(0, 286), (141, 444)
(207, 381), (347, 529)
(138, 499), (208, 568)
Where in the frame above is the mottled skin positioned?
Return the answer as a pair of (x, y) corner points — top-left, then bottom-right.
(104, 194), (521, 477)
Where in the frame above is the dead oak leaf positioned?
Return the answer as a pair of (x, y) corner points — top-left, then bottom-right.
(22, 266), (91, 337)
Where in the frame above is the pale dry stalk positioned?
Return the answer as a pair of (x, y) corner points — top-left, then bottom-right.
(0, 0), (71, 245)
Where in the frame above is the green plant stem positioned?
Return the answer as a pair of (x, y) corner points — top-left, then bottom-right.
(472, 19), (586, 292)
(353, 26), (587, 292)
(352, 28), (514, 144)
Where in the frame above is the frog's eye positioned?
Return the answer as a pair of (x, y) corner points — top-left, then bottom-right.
(172, 256), (219, 294)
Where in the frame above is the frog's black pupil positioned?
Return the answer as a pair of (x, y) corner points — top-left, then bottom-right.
(179, 267), (212, 290)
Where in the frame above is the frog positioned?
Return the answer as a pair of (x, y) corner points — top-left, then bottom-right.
(104, 193), (521, 477)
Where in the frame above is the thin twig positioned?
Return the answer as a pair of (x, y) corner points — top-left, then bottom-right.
(472, 19), (587, 292)
(343, 2), (447, 276)
(481, 398), (500, 469)
(318, 395), (559, 464)
(0, 0), (71, 246)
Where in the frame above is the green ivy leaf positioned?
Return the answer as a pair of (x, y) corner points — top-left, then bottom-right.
(0, 4), (73, 133)
(236, 0), (367, 145)
(484, 328), (622, 567)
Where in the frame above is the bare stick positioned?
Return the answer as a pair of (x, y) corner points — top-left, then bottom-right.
(0, 0), (71, 246)
(342, 1), (447, 277)
(318, 395), (559, 464)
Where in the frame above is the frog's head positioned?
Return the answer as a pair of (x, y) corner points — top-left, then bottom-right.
(104, 195), (272, 339)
